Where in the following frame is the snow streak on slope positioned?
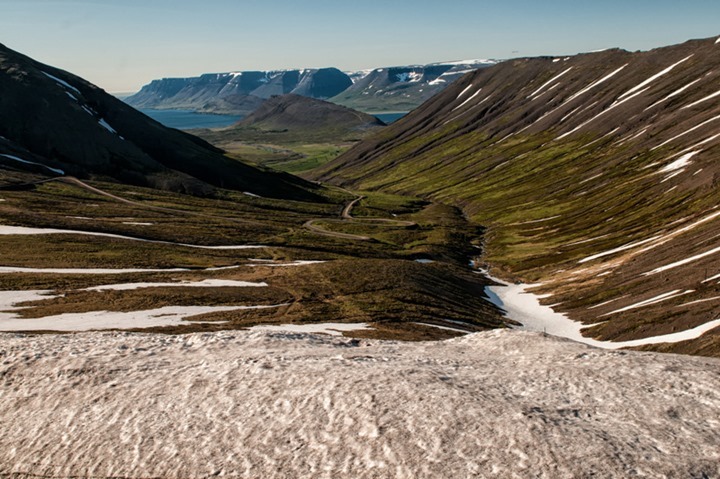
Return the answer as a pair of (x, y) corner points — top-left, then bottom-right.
(0, 330), (717, 479)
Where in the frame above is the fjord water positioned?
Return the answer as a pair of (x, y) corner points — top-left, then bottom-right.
(140, 109), (406, 130)
(140, 109), (243, 130)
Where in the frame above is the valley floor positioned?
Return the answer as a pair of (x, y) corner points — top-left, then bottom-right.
(1, 329), (718, 478)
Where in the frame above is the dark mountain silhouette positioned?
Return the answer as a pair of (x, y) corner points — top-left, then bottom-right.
(313, 36), (720, 355)
(0, 43), (321, 201)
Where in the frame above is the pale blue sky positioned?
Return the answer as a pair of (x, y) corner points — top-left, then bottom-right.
(1, 0), (718, 92)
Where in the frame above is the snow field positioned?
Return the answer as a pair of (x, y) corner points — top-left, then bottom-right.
(0, 329), (717, 478)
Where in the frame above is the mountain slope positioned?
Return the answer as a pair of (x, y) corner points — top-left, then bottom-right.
(0, 43), (320, 201)
(314, 36), (720, 355)
(331, 60), (496, 112)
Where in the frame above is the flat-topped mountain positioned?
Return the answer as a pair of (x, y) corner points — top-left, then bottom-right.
(125, 60), (495, 115)
(0, 43), (320, 201)
(125, 68), (353, 113)
(314, 36), (720, 356)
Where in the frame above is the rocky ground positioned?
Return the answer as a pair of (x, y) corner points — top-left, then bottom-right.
(1, 329), (718, 478)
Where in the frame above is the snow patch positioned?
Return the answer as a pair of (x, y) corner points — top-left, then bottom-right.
(41, 71), (81, 94)
(601, 290), (695, 316)
(528, 67), (573, 99)
(0, 304), (288, 332)
(83, 279), (268, 292)
(680, 89), (720, 110)
(249, 322), (371, 336)
(0, 224), (265, 250)
(0, 154), (64, 175)
(618, 55), (693, 100)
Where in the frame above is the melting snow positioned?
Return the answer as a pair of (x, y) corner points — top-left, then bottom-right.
(0, 304), (288, 332)
(0, 154), (64, 175)
(601, 290), (694, 316)
(643, 244), (720, 276)
(41, 71), (81, 94)
(651, 114), (720, 150)
(562, 64), (628, 105)
(83, 279), (269, 292)
(451, 89), (482, 112)
(484, 274), (720, 348)
(645, 76), (706, 110)
(98, 118), (117, 135)
(618, 55), (693, 100)
(456, 83), (475, 100)
(680, 89), (720, 110)
(249, 322), (371, 336)
(528, 67), (573, 99)
(0, 225), (265, 250)
(578, 236), (661, 263)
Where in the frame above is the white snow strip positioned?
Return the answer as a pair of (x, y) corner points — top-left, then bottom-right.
(0, 304), (288, 332)
(122, 222), (154, 226)
(83, 279), (269, 292)
(243, 192), (261, 198)
(41, 71), (81, 94)
(98, 119), (117, 135)
(716, 37), (720, 44)
(676, 296), (720, 307)
(563, 64), (628, 105)
(643, 245), (720, 276)
(0, 290), (58, 312)
(588, 296), (628, 309)
(680, 89), (720, 110)
(456, 83), (475, 100)
(528, 67), (573, 99)
(601, 290), (694, 316)
(618, 55), (693, 100)
(249, 322), (371, 337)
(66, 92), (78, 101)
(578, 236), (661, 263)
(248, 260), (326, 268)
(645, 76), (706, 110)
(0, 225), (265, 250)
(0, 154), (65, 175)
(0, 266), (191, 275)
(413, 322), (470, 334)
(702, 272), (720, 283)
(565, 234), (610, 246)
(651, 114), (720, 150)
(511, 215), (561, 226)
(659, 151), (700, 173)
(556, 87), (649, 140)
(451, 89), (482, 112)
(484, 274), (720, 348)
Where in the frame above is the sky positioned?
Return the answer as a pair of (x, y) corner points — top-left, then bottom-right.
(1, 0), (719, 93)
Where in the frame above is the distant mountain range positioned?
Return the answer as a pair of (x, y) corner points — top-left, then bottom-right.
(0, 43), (320, 201)
(314, 36), (720, 356)
(124, 60), (496, 114)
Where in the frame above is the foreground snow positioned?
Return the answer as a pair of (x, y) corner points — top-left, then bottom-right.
(0, 329), (717, 478)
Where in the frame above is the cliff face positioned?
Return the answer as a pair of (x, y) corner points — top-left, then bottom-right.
(313, 36), (720, 354)
(125, 68), (353, 111)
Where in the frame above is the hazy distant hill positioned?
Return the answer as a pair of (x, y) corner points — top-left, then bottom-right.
(314, 36), (720, 355)
(125, 60), (495, 115)
(0, 43), (321, 201)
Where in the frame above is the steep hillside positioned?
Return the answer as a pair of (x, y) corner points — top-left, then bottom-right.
(126, 68), (353, 112)
(0, 43), (320, 201)
(331, 60), (496, 112)
(315, 36), (720, 355)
